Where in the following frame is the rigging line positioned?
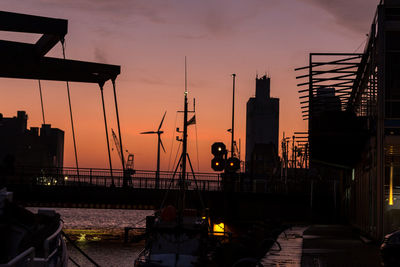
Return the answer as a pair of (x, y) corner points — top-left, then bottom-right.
(61, 231), (100, 267)
(187, 153), (205, 210)
(99, 83), (114, 187)
(353, 35), (368, 54)
(61, 39), (80, 179)
(194, 115), (200, 172)
(167, 111), (179, 171)
(111, 79), (125, 171)
(69, 257), (80, 267)
(160, 154), (182, 210)
(38, 80), (46, 125)
(171, 141), (182, 173)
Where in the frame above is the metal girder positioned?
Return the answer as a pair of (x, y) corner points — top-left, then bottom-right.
(0, 11), (68, 57)
(347, 24), (376, 112)
(0, 55), (120, 84)
(0, 12), (120, 84)
(0, 11), (67, 35)
(295, 53), (364, 118)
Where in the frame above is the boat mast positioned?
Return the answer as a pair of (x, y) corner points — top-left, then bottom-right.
(179, 57), (188, 213)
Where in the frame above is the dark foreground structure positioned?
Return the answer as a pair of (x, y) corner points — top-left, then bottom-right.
(296, 0), (400, 241)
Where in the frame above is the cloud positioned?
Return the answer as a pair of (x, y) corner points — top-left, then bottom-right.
(21, 0), (170, 23)
(175, 33), (209, 40)
(182, 0), (281, 37)
(299, 0), (378, 34)
(94, 47), (108, 63)
(18, 0), (281, 38)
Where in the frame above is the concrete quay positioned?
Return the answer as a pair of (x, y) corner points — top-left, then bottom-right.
(261, 225), (382, 267)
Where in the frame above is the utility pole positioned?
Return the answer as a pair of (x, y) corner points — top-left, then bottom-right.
(231, 74), (236, 158)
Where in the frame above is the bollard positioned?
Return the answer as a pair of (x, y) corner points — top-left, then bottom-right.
(124, 227), (133, 243)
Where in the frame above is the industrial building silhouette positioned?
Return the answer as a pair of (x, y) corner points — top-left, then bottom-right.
(245, 75), (279, 176)
(0, 111), (64, 172)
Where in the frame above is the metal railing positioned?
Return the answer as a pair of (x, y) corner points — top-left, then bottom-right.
(2, 166), (223, 191)
(0, 247), (34, 267)
(1, 166), (341, 195)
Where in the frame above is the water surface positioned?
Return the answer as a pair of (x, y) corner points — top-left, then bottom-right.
(28, 207), (153, 266)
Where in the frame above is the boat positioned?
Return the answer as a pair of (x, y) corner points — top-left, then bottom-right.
(135, 207), (211, 266)
(134, 61), (216, 267)
(0, 188), (67, 267)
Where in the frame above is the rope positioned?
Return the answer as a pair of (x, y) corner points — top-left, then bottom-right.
(167, 111), (178, 171)
(353, 35), (368, 54)
(69, 256), (80, 266)
(194, 115), (200, 172)
(111, 80), (125, 171)
(99, 84), (114, 187)
(160, 153), (182, 210)
(61, 39), (80, 180)
(171, 141), (182, 173)
(187, 153), (205, 210)
(38, 80), (46, 125)
(61, 231), (100, 267)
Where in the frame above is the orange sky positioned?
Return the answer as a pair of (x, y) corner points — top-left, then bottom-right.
(0, 0), (378, 172)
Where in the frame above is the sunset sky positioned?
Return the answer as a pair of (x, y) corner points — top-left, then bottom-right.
(0, 0), (378, 172)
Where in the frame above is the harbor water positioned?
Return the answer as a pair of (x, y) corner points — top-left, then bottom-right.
(28, 207), (153, 266)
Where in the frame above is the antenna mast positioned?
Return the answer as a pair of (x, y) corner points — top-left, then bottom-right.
(231, 73), (236, 158)
(179, 57), (189, 213)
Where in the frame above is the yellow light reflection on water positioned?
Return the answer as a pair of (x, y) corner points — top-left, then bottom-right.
(213, 223), (224, 236)
(78, 234), (86, 242)
(92, 236), (101, 241)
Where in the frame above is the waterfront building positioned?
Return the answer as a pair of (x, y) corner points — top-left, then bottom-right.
(0, 111), (64, 171)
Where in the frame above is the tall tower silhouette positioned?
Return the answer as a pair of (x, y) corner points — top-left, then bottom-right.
(245, 75), (279, 173)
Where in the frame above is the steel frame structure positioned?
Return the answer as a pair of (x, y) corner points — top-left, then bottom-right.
(294, 0), (400, 240)
(0, 11), (123, 186)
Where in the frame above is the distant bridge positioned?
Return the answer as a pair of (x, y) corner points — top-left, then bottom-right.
(1, 166), (341, 222)
(3, 166), (223, 191)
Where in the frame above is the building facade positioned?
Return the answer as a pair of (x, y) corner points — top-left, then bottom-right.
(0, 111), (64, 171)
(245, 75), (279, 175)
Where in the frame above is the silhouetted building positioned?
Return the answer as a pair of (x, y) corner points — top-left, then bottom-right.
(246, 75), (279, 175)
(0, 111), (64, 171)
(313, 87), (342, 114)
(249, 143), (278, 176)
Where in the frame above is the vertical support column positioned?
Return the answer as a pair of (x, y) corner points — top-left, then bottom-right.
(38, 80), (46, 125)
(308, 54), (313, 169)
(99, 82), (114, 187)
(111, 79), (125, 170)
(376, 4), (385, 239)
(111, 79), (127, 187)
(61, 39), (80, 180)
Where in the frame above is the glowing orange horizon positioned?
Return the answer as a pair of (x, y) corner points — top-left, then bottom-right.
(0, 0), (376, 172)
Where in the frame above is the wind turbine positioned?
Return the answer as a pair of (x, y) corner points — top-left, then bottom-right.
(140, 111), (167, 189)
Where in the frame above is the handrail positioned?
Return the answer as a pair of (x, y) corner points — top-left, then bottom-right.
(43, 221), (63, 258)
(0, 247), (35, 267)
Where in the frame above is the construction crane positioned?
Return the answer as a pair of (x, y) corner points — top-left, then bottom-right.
(112, 129), (135, 185)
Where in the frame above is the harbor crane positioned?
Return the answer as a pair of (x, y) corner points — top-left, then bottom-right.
(112, 129), (134, 186)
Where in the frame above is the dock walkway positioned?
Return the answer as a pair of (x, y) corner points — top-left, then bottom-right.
(261, 226), (306, 266)
(261, 225), (381, 267)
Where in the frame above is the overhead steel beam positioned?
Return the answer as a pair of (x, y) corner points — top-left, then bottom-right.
(0, 55), (120, 84)
(0, 15), (120, 84)
(0, 11), (67, 35)
(0, 11), (68, 57)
